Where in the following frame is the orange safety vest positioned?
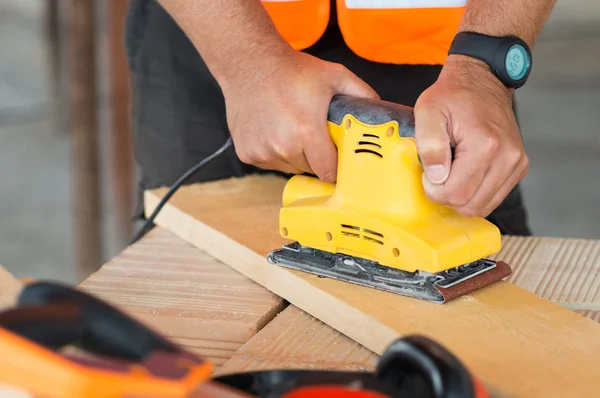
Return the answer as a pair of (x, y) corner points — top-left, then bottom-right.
(261, 0), (467, 65)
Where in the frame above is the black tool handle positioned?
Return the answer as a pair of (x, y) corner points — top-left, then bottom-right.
(327, 94), (416, 139)
(375, 335), (478, 398)
(0, 281), (180, 360)
(327, 95), (455, 164)
(0, 302), (84, 349)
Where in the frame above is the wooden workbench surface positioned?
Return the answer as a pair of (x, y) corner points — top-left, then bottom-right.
(78, 228), (285, 370)
(144, 176), (600, 397)
(1, 219), (599, 393)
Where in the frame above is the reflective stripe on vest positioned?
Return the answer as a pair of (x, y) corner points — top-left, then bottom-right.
(261, 0), (467, 65)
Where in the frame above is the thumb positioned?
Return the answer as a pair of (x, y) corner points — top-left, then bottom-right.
(332, 65), (380, 99)
(414, 103), (452, 184)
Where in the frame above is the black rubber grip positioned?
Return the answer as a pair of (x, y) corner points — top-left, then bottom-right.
(328, 95), (456, 164)
(5, 281), (181, 360)
(0, 303), (84, 349)
(327, 94), (416, 139)
(375, 335), (476, 398)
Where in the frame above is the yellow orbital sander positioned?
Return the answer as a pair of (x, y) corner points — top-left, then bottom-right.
(267, 95), (512, 304)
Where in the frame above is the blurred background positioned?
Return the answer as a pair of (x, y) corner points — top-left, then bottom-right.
(0, 0), (599, 283)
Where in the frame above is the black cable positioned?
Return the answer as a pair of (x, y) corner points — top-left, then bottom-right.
(129, 137), (233, 245)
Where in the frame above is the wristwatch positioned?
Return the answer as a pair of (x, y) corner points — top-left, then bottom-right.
(448, 31), (532, 89)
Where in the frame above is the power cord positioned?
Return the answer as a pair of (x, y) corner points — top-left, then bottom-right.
(129, 137), (233, 245)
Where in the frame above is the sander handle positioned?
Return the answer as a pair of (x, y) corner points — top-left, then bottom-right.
(327, 94), (455, 164)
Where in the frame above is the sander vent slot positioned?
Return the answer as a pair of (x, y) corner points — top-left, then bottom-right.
(364, 236), (384, 245)
(358, 141), (381, 149)
(362, 133), (379, 139)
(355, 149), (383, 158)
(340, 225), (385, 245)
(341, 224), (360, 238)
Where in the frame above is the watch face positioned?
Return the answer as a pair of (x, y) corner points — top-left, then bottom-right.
(505, 44), (530, 81)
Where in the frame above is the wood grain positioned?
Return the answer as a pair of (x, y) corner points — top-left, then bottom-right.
(217, 306), (377, 376)
(0, 265), (21, 309)
(576, 310), (600, 322)
(79, 227), (285, 370)
(146, 174), (600, 397)
(493, 236), (600, 305)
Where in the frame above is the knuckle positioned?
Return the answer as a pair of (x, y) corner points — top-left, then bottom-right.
(294, 123), (314, 140)
(482, 135), (500, 155)
(417, 137), (448, 158)
(271, 135), (304, 161)
(459, 206), (478, 218)
(447, 189), (470, 207)
(505, 146), (524, 167)
(423, 186), (446, 205)
(521, 155), (530, 177)
(521, 152), (530, 169)
(236, 149), (253, 165)
(331, 63), (349, 74)
(271, 140), (291, 159)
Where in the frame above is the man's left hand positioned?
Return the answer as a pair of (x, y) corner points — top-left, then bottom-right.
(414, 54), (529, 218)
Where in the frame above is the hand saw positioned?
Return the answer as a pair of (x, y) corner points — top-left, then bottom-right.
(0, 281), (502, 397)
(267, 95), (512, 303)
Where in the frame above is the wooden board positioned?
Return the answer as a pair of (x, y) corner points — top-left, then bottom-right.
(495, 236), (600, 307)
(0, 265), (22, 309)
(217, 305), (377, 376)
(220, 306), (600, 374)
(576, 310), (600, 322)
(146, 175), (600, 397)
(79, 227), (285, 370)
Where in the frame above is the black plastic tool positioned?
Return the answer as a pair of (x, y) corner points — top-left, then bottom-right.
(0, 281), (491, 398)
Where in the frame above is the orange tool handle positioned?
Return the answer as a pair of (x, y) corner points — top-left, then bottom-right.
(0, 282), (214, 398)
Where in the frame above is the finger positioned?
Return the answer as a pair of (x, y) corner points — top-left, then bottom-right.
(255, 158), (304, 176)
(423, 130), (497, 208)
(303, 126), (338, 182)
(414, 105), (452, 184)
(479, 160), (529, 217)
(454, 153), (526, 217)
(285, 150), (314, 175)
(332, 65), (380, 99)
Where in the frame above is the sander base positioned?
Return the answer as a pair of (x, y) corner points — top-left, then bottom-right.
(267, 242), (512, 304)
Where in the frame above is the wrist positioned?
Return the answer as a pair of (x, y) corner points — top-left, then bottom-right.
(212, 36), (294, 95)
(441, 54), (513, 99)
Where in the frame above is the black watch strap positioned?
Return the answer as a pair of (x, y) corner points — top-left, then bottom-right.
(448, 32), (532, 89)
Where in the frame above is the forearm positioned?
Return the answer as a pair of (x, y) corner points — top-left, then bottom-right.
(458, 0), (557, 46)
(156, 0), (290, 89)
(441, 0), (556, 92)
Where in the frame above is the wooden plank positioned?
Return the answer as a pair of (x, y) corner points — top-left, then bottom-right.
(219, 305), (600, 376)
(146, 175), (600, 397)
(79, 227), (285, 371)
(0, 266), (22, 309)
(576, 310), (600, 323)
(494, 236), (600, 305)
(217, 306), (377, 376)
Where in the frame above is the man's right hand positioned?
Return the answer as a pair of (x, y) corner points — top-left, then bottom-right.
(220, 50), (379, 183)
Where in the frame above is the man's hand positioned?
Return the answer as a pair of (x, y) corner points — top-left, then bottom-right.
(221, 50), (378, 182)
(415, 55), (529, 218)
(156, 0), (378, 182)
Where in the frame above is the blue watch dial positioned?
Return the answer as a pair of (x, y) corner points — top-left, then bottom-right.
(505, 44), (530, 80)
